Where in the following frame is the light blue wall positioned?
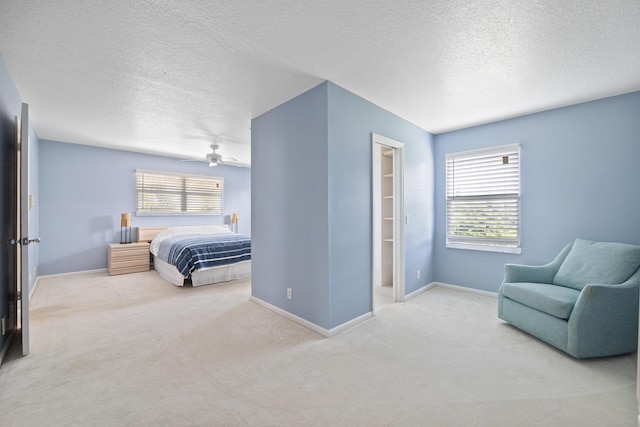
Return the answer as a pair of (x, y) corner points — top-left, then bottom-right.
(252, 81), (434, 330)
(251, 83), (331, 327)
(326, 82), (434, 326)
(433, 91), (640, 292)
(39, 140), (251, 275)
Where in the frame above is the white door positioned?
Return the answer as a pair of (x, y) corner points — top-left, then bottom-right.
(18, 102), (35, 356)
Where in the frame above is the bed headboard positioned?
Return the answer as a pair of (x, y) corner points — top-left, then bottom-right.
(137, 224), (233, 242)
(137, 227), (168, 243)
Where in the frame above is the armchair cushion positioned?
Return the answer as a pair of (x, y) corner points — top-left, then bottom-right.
(553, 239), (640, 290)
(501, 282), (580, 319)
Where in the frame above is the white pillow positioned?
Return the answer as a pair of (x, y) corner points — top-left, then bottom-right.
(150, 225), (231, 255)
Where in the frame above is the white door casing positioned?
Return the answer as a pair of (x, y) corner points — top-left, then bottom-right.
(371, 133), (405, 311)
(19, 102), (31, 356)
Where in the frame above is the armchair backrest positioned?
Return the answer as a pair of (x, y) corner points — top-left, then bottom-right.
(552, 239), (640, 290)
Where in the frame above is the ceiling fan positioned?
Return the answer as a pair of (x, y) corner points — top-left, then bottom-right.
(184, 142), (240, 167)
(206, 143), (243, 167)
(206, 143), (223, 166)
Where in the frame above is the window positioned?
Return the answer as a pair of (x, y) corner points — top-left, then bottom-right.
(446, 144), (521, 253)
(136, 170), (223, 216)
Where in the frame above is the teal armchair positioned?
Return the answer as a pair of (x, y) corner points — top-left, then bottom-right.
(498, 239), (640, 358)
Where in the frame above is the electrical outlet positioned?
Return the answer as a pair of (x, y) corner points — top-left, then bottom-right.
(416, 270), (421, 280)
(287, 288), (292, 300)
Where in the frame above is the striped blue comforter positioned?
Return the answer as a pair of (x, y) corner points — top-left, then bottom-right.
(156, 233), (251, 277)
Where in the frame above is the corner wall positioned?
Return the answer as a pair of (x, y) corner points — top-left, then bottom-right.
(433, 91), (640, 292)
(251, 82), (331, 328)
(251, 81), (434, 330)
(326, 82), (434, 327)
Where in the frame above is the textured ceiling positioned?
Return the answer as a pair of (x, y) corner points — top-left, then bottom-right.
(1, 1), (639, 167)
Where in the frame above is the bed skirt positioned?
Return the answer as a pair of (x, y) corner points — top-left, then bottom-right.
(153, 256), (251, 287)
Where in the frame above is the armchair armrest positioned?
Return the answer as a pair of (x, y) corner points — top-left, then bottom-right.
(568, 278), (640, 358)
(503, 242), (574, 283)
(504, 263), (558, 284)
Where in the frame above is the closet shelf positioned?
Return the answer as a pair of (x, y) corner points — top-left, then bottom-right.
(383, 195), (393, 199)
(384, 217), (393, 221)
(383, 238), (394, 242)
(383, 173), (394, 178)
(383, 150), (393, 158)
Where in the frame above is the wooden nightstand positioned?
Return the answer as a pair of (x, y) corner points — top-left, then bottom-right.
(108, 242), (151, 275)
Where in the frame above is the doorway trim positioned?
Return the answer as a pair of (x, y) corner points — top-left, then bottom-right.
(371, 133), (405, 312)
(19, 103), (31, 355)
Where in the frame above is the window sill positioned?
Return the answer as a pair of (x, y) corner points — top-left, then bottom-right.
(136, 212), (222, 216)
(446, 242), (521, 254)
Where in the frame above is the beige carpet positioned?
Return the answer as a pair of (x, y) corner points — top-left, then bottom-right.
(0, 270), (637, 426)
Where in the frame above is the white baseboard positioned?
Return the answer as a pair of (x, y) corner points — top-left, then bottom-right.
(327, 311), (372, 336)
(404, 283), (434, 300)
(249, 296), (372, 338)
(30, 277), (40, 301)
(427, 281), (498, 298)
(36, 268), (107, 280)
(249, 282), (496, 338)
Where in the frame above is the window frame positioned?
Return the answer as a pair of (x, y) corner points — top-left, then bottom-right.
(135, 169), (224, 216)
(445, 144), (521, 254)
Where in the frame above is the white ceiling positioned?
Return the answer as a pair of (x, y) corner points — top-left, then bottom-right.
(1, 1), (639, 167)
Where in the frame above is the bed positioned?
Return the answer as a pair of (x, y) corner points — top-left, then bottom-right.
(138, 225), (251, 287)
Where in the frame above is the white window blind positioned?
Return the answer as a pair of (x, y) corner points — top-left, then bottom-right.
(446, 144), (521, 253)
(136, 170), (223, 216)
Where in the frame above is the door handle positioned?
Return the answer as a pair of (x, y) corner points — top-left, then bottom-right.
(21, 237), (41, 245)
(7, 237), (40, 245)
